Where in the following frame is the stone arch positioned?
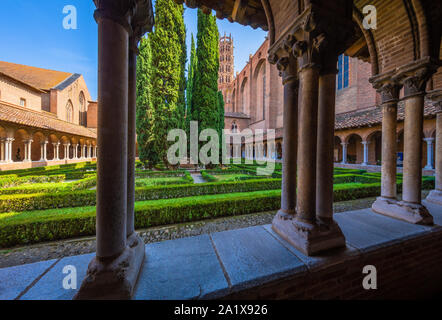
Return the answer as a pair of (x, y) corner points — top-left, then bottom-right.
(352, 5), (379, 75)
(232, 88), (236, 113)
(12, 128), (31, 162)
(365, 130), (382, 165)
(252, 59), (267, 122)
(345, 133), (363, 164)
(31, 131), (46, 162)
(334, 136), (343, 163)
(261, 0), (275, 45)
(240, 77), (249, 114)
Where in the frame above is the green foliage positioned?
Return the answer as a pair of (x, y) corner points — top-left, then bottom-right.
(186, 34), (197, 133)
(136, 35), (157, 166)
(192, 10), (220, 154)
(149, 0), (187, 166)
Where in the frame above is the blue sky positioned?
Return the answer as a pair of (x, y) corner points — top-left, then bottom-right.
(0, 0), (267, 100)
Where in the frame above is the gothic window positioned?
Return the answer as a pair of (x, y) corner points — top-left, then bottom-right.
(79, 91), (87, 126)
(20, 98), (26, 107)
(66, 100), (73, 122)
(337, 54), (350, 90)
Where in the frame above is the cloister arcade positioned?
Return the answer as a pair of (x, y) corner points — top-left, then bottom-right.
(0, 123), (97, 169)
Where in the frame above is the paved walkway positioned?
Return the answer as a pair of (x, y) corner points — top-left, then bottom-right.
(1, 201), (441, 300)
(190, 173), (206, 184)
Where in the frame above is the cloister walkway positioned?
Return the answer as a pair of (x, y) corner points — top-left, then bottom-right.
(1, 202), (442, 300)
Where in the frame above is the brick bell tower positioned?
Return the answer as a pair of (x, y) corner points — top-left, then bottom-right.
(218, 33), (234, 113)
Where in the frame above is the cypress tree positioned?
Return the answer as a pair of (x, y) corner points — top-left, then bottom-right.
(192, 10), (220, 151)
(173, 4), (187, 131)
(149, 0), (186, 166)
(217, 91), (226, 163)
(136, 35), (158, 167)
(186, 34), (197, 124)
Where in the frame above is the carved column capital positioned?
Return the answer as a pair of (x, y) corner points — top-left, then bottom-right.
(427, 90), (442, 113)
(268, 33), (298, 85)
(94, 0), (138, 33)
(376, 82), (401, 104)
(397, 59), (438, 99)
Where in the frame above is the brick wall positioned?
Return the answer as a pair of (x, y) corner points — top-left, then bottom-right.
(224, 231), (442, 299)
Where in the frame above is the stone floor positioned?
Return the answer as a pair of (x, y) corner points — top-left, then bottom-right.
(1, 200), (441, 300)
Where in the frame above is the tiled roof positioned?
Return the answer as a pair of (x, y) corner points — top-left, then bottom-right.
(0, 61), (72, 91)
(335, 100), (438, 130)
(225, 112), (250, 119)
(0, 102), (97, 139)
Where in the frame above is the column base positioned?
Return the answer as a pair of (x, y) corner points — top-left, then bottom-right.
(426, 190), (442, 206)
(272, 211), (346, 256)
(372, 197), (433, 225)
(74, 232), (145, 300)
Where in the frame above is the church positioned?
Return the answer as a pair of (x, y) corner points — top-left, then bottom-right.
(219, 36), (439, 175)
(0, 61), (98, 170)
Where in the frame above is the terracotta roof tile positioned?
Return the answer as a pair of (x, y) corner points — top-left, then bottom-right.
(0, 61), (72, 91)
(0, 102), (96, 139)
(335, 100), (438, 130)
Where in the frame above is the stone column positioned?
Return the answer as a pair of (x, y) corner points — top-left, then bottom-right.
(40, 141), (48, 161)
(424, 138), (434, 170)
(316, 64), (340, 226)
(53, 143), (60, 160)
(373, 63), (435, 225)
(0, 139), (4, 162)
(5, 138), (14, 163)
(24, 140), (33, 162)
(341, 142), (348, 164)
(64, 144), (70, 160)
(271, 30), (347, 255)
(72, 144), (77, 159)
(94, 146), (98, 158)
(75, 1), (150, 300)
(426, 92), (442, 205)
(362, 141), (369, 166)
(273, 55), (298, 221)
(127, 36), (144, 254)
(398, 69), (433, 224)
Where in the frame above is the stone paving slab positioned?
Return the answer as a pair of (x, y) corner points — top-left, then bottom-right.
(0, 259), (58, 300)
(20, 253), (94, 300)
(134, 235), (229, 300)
(262, 225), (361, 271)
(211, 226), (307, 293)
(334, 209), (433, 252)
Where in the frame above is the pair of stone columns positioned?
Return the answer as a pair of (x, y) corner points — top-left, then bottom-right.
(2, 138), (14, 163)
(23, 140), (33, 162)
(372, 60), (436, 225)
(75, 1), (151, 299)
(426, 91), (442, 205)
(52, 142), (60, 160)
(270, 27), (348, 255)
(40, 141), (48, 161)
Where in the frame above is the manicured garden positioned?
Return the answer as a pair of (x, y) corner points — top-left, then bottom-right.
(0, 161), (435, 248)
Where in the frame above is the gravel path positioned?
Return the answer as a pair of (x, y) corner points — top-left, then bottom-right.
(190, 173), (207, 184)
(0, 191), (430, 269)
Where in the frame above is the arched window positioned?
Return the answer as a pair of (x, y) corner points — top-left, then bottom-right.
(231, 122), (238, 133)
(79, 91), (87, 126)
(66, 100), (73, 123)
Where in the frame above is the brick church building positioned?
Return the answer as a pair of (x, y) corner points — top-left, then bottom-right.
(0, 61), (98, 171)
(219, 36), (438, 174)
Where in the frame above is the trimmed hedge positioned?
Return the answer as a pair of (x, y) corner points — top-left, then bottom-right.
(0, 178), (282, 212)
(0, 177), (436, 247)
(0, 175), (96, 195)
(0, 191), (281, 247)
(0, 174), (65, 188)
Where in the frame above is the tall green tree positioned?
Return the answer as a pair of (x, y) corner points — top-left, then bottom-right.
(192, 9), (220, 143)
(149, 0), (186, 166)
(172, 4), (187, 130)
(186, 34), (197, 128)
(136, 35), (158, 167)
